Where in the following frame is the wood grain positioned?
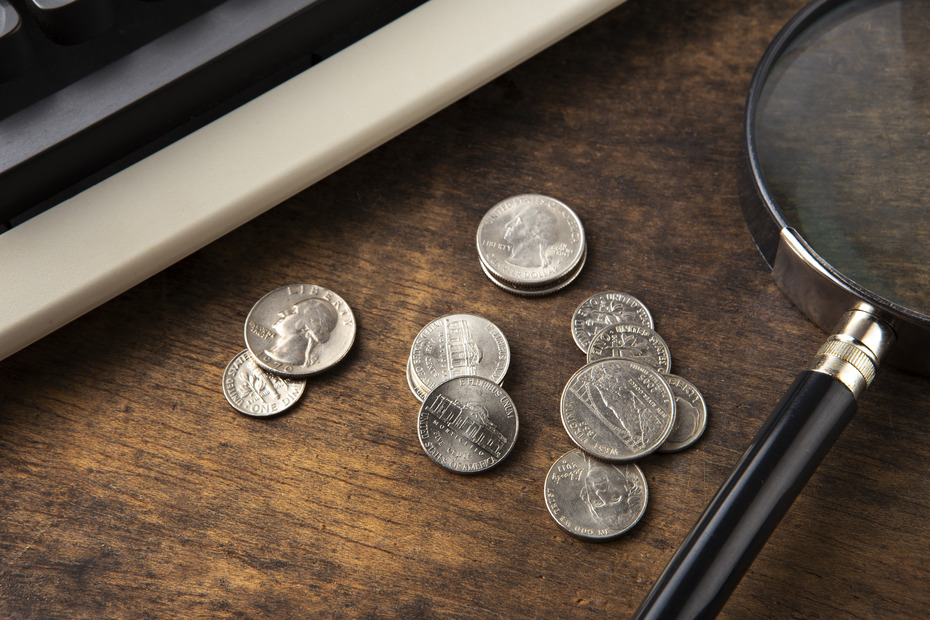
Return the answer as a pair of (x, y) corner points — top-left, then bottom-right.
(2, 0), (929, 618)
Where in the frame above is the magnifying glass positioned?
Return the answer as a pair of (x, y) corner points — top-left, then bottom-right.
(633, 0), (930, 617)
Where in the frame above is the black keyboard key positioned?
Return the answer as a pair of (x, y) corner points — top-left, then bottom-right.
(0, 1), (30, 80)
(25, 0), (116, 44)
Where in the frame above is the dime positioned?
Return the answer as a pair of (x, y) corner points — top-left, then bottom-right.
(586, 323), (671, 373)
(571, 292), (653, 353)
(657, 374), (708, 453)
(417, 376), (519, 473)
(476, 194), (586, 288)
(479, 245), (587, 297)
(544, 448), (648, 540)
(409, 314), (510, 394)
(222, 349), (306, 417)
(560, 358), (675, 461)
(244, 284), (356, 378)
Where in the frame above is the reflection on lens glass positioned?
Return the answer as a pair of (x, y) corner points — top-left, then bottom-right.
(754, 0), (929, 314)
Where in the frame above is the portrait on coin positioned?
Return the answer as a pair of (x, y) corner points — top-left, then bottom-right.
(263, 297), (339, 366)
(503, 205), (558, 269)
(579, 455), (642, 528)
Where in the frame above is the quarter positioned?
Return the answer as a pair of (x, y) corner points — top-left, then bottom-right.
(244, 284), (356, 378)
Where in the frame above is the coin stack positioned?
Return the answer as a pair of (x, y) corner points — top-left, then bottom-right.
(476, 194), (587, 296)
(544, 291), (708, 540)
(406, 313), (519, 474)
(222, 283), (356, 417)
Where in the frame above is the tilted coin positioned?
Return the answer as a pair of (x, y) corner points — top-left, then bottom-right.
(561, 359), (675, 462)
(244, 284), (356, 378)
(406, 357), (429, 402)
(222, 350), (306, 417)
(571, 291), (653, 353)
(476, 194), (586, 288)
(544, 448), (648, 540)
(417, 375), (519, 474)
(479, 245), (587, 297)
(586, 323), (672, 373)
(657, 374), (708, 453)
(409, 314), (510, 394)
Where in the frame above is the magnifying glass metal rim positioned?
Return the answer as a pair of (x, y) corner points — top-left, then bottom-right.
(740, 0), (930, 374)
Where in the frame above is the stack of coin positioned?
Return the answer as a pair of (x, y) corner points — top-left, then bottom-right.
(406, 313), (519, 473)
(222, 284), (356, 417)
(476, 194), (587, 296)
(544, 291), (708, 540)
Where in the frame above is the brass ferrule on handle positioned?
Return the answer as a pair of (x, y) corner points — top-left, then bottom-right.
(810, 304), (897, 398)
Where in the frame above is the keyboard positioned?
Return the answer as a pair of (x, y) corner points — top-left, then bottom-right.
(0, 0), (627, 361)
(0, 0), (428, 228)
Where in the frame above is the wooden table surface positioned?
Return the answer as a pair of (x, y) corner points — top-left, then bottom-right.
(3, 0), (929, 617)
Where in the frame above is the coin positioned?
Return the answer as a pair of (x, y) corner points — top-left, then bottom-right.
(417, 375), (519, 473)
(408, 313), (510, 394)
(476, 194), (586, 288)
(222, 350), (306, 416)
(406, 357), (429, 401)
(571, 292), (653, 353)
(657, 374), (708, 453)
(561, 359), (675, 461)
(479, 245), (587, 296)
(544, 448), (648, 540)
(244, 284), (356, 378)
(585, 323), (672, 373)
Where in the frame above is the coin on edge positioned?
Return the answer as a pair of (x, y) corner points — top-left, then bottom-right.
(222, 350), (306, 417)
(476, 194), (586, 289)
(561, 358), (675, 462)
(571, 291), (653, 353)
(586, 323), (672, 373)
(244, 284), (356, 378)
(658, 374), (708, 453)
(417, 375), (519, 474)
(409, 313), (510, 394)
(544, 448), (648, 540)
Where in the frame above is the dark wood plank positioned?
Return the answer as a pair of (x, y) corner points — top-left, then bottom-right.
(2, 0), (928, 617)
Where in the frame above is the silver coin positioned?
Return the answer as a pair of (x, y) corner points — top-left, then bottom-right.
(585, 323), (671, 373)
(409, 314), (510, 393)
(244, 284), (356, 378)
(222, 349), (306, 417)
(479, 245), (587, 297)
(417, 375), (519, 473)
(406, 357), (429, 402)
(658, 374), (708, 453)
(561, 359), (675, 461)
(571, 291), (653, 353)
(476, 194), (586, 288)
(544, 448), (648, 540)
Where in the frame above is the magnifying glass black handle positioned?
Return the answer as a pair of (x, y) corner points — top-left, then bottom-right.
(632, 306), (894, 620)
(631, 370), (856, 620)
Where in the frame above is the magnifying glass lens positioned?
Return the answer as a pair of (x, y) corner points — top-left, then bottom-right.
(755, 0), (930, 312)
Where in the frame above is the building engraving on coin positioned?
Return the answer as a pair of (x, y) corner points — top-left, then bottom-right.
(571, 291), (653, 353)
(244, 284), (355, 378)
(477, 194), (585, 286)
(561, 359), (675, 461)
(409, 314), (509, 393)
(417, 376), (518, 474)
(222, 350), (305, 416)
(658, 374), (708, 453)
(544, 449), (648, 539)
(585, 323), (671, 373)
